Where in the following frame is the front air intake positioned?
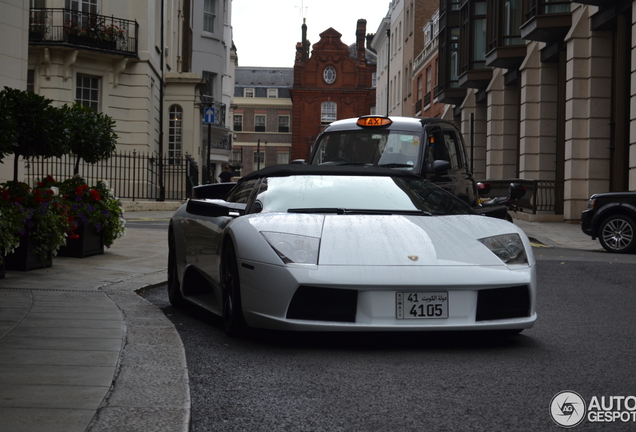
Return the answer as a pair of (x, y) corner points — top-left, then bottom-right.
(286, 286), (358, 323)
(476, 285), (531, 321)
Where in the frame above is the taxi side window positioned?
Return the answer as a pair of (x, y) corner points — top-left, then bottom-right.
(427, 129), (449, 163)
(442, 128), (462, 170)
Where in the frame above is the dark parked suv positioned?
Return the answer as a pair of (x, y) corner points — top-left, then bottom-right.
(581, 192), (636, 253)
(308, 116), (478, 206)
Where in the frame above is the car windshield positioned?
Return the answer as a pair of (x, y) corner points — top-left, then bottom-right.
(254, 175), (474, 216)
(311, 130), (422, 169)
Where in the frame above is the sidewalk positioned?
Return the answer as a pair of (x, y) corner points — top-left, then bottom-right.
(0, 211), (187, 432)
(0, 209), (601, 432)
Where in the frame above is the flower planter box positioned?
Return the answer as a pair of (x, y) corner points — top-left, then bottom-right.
(57, 224), (104, 258)
(67, 34), (116, 50)
(5, 234), (53, 271)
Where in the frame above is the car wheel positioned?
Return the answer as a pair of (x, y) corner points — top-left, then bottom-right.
(221, 241), (247, 336)
(167, 231), (185, 307)
(598, 215), (636, 254)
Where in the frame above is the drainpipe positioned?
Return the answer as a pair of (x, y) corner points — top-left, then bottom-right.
(158, 0), (166, 201)
(386, 28), (390, 115)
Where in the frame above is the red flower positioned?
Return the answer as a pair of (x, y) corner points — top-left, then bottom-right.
(69, 234), (80, 240)
(89, 189), (101, 201)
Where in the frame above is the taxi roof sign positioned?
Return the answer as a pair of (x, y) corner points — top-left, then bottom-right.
(356, 116), (392, 127)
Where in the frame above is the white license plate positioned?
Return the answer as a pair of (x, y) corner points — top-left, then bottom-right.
(396, 292), (449, 319)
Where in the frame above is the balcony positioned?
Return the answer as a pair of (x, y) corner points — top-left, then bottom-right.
(29, 8), (138, 57)
(520, 0), (572, 43)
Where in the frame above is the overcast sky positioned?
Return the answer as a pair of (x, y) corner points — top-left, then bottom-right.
(232, 0), (391, 68)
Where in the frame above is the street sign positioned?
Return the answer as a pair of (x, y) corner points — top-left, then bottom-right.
(204, 107), (215, 124)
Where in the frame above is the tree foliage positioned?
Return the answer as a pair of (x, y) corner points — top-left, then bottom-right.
(64, 103), (118, 174)
(0, 87), (70, 182)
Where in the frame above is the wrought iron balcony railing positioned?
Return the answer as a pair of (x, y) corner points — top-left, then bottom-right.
(29, 8), (138, 56)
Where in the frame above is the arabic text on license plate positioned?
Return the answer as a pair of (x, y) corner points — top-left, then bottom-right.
(396, 292), (448, 319)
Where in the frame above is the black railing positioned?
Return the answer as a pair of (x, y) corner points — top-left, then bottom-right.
(25, 151), (199, 201)
(29, 8), (138, 56)
(480, 178), (564, 215)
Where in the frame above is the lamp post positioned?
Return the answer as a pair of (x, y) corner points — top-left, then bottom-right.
(256, 139), (267, 171)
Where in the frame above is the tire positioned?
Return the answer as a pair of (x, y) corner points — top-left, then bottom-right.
(167, 231), (185, 307)
(221, 241), (247, 336)
(598, 214), (636, 254)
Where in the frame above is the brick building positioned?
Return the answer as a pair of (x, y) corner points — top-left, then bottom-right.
(232, 67), (294, 176)
(290, 19), (377, 161)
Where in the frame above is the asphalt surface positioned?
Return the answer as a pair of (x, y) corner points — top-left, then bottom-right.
(0, 208), (606, 432)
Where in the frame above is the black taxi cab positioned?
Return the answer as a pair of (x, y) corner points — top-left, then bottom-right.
(307, 116), (478, 206)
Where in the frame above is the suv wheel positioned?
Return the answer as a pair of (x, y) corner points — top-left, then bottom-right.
(598, 215), (636, 254)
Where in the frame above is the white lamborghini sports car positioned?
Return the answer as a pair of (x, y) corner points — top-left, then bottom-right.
(168, 165), (537, 336)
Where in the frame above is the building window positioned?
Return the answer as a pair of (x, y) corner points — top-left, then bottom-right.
(267, 88), (278, 98)
(450, 27), (460, 87)
(231, 149), (243, 164)
(473, 1), (487, 69)
(323, 66), (336, 84)
(254, 151), (265, 169)
(544, 0), (570, 14)
(277, 151), (289, 164)
(321, 101), (337, 124)
(76, 74), (100, 111)
(202, 71), (216, 98)
(244, 88), (254, 97)
(234, 114), (243, 132)
(278, 116), (290, 133)
(204, 0), (216, 33)
(27, 70), (35, 93)
(168, 105), (183, 165)
(255, 115), (266, 132)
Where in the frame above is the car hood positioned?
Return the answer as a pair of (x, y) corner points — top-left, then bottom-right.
(319, 214), (510, 266)
(241, 213), (525, 267)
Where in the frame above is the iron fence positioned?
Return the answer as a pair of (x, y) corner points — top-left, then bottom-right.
(25, 151), (199, 201)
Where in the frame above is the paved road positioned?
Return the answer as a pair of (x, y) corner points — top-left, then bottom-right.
(142, 247), (636, 432)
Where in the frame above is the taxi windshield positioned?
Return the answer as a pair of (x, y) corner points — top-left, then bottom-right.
(311, 130), (422, 169)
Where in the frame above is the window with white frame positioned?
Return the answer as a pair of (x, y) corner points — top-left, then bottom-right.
(231, 149), (243, 164)
(255, 115), (266, 132)
(321, 101), (337, 124)
(244, 88), (254, 97)
(204, 0), (216, 33)
(267, 88), (278, 98)
(168, 105), (183, 165)
(277, 151), (289, 165)
(76, 74), (100, 111)
(278, 115), (290, 133)
(233, 114), (243, 132)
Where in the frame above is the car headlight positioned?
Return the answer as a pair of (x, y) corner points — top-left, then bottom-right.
(478, 233), (528, 265)
(261, 231), (320, 265)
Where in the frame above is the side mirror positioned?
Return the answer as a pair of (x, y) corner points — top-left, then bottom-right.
(430, 160), (451, 173)
(186, 199), (246, 217)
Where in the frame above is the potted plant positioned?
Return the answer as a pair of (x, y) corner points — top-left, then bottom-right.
(57, 176), (126, 258)
(1, 177), (73, 271)
(0, 194), (23, 277)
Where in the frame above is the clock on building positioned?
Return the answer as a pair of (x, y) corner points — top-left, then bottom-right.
(323, 66), (336, 84)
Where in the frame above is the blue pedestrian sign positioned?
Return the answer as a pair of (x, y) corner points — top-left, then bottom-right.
(204, 107), (215, 124)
